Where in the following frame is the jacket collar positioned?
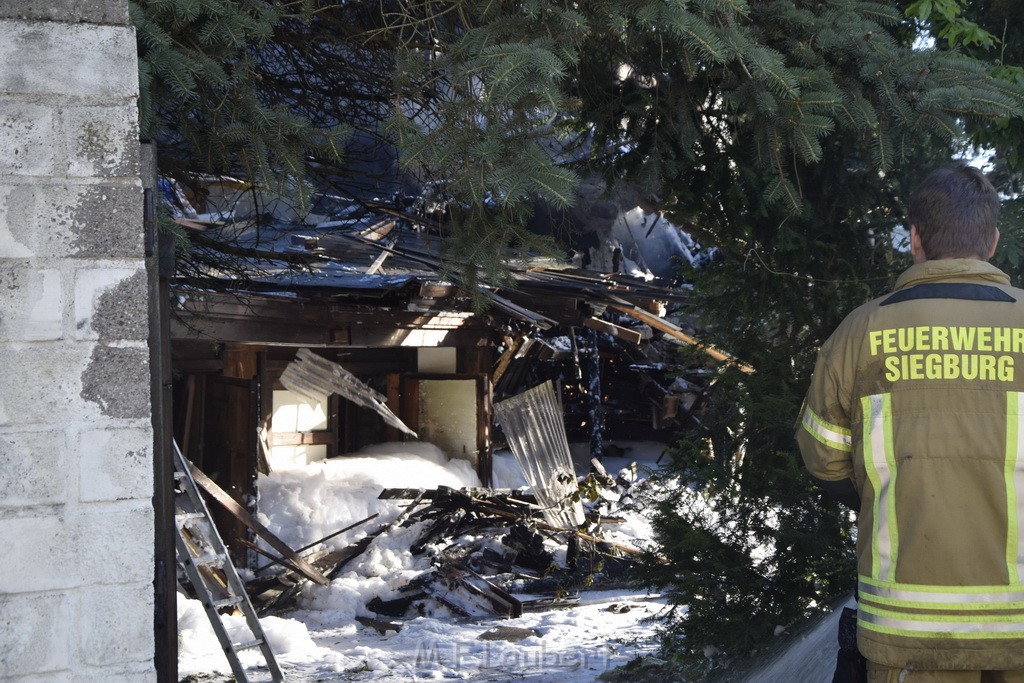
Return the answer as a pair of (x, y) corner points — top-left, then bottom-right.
(894, 258), (1011, 291)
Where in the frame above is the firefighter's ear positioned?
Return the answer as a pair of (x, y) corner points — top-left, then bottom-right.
(910, 224), (925, 263)
(988, 229), (1000, 259)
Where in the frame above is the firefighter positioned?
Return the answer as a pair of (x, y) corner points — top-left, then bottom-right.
(797, 164), (1024, 682)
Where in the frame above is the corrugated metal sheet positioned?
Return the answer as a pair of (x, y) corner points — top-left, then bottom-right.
(280, 348), (418, 437)
(493, 381), (584, 528)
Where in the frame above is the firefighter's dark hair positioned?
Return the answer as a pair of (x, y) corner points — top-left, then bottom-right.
(908, 164), (1000, 260)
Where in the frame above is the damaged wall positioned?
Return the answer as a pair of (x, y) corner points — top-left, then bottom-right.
(0, 2), (155, 681)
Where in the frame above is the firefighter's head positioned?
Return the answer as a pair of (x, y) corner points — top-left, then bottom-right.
(908, 163), (1000, 263)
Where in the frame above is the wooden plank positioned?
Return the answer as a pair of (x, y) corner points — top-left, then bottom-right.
(360, 219), (396, 242)
(419, 282), (459, 299)
(186, 460), (330, 586)
(477, 373), (493, 488)
(202, 375), (256, 565)
(385, 373), (401, 442)
(223, 344), (260, 380)
(453, 561), (523, 618)
(318, 496), (426, 579)
(400, 375), (419, 437)
(182, 375), (198, 461)
(582, 317), (643, 345)
(491, 338), (520, 385)
(328, 393), (342, 457)
(355, 616), (402, 634)
(365, 237), (396, 274)
(608, 303), (755, 374)
(484, 291), (557, 329)
(270, 431), (336, 447)
(293, 513), (380, 555)
(237, 539), (309, 578)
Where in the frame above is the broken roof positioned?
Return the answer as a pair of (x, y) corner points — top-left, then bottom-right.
(170, 205), (755, 377)
(172, 211), (690, 333)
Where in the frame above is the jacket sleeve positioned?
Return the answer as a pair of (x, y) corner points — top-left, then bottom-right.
(796, 337), (855, 490)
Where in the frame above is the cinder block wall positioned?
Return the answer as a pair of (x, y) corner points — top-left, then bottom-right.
(0, 2), (155, 680)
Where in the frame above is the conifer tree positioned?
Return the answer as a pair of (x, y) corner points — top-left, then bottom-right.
(134, 6), (1024, 673)
(575, 0), (1024, 676)
(907, 0), (1024, 283)
(131, 0), (349, 207)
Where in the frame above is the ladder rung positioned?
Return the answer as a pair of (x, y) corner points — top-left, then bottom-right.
(191, 553), (227, 567)
(176, 512), (205, 523)
(174, 441), (284, 680)
(211, 595), (244, 609)
(231, 638), (265, 652)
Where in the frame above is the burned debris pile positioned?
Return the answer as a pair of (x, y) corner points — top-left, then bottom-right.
(230, 476), (649, 629)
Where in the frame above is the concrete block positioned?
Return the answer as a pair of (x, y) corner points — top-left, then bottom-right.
(0, 429), (69, 506)
(0, 101), (54, 176)
(0, 344), (91, 427)
(0, 507), (153, 592)
(0, 183), (144, 260)
(0, 0), (130, 26)
(0, 592), (72, 678)
(62, 105), (140, 177)
(74, 267), (146, 341)
(76, 583), (154, 666)
(66, 184), (145, 259)
(0, 23), (138, 99)
(76, 506), (153, 585)
(79, 344), (151, 420)
(0, 343), (148, 425)
(0, 515), (76, 592)
(0, 267), (63, 341)
(0, 183), (42, 258)
(79, 426), (152, 502)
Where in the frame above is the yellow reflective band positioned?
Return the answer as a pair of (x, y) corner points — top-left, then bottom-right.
(859, 602), (1024, 639)
(801, 406), (852, 452)
(859, 576), (1024, 610)
(1008, 392), (1024, 585)
(863, 393), (897, 582)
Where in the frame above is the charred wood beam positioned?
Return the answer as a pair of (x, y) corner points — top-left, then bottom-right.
(171, 317), (493, 348)
(608, 300), (755, 374)
(491, 337), (521, 386)
(186, 459), (330, 586)
(378, 487), (537, 505)
(181, 223), (325, 267)
(445, 560), (523, 618)
(323, 232), (558, 328)
(577, 328), (605, 460)
(582, 316), (643, 345)
(355, 616), (402, 635)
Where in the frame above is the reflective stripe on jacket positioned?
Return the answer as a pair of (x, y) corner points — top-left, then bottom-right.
(797, 258), (1024, 670)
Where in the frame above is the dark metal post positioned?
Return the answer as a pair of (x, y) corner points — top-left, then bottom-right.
(144, 143), (177, 682)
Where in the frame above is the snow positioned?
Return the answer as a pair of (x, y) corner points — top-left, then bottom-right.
(178, 441), (665, 682)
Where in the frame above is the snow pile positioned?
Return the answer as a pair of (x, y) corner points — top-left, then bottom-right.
(257, 441), (479, 553)
(178, 441), (665, 681)
(178, 596), (346, 673)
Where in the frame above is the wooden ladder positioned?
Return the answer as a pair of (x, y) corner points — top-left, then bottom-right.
(173, 441), (285, 682)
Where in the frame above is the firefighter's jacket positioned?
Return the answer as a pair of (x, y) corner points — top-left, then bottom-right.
(797, 258), (1024, 670)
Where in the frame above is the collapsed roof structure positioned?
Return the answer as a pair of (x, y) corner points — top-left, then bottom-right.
(165, 181), (751, 567)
